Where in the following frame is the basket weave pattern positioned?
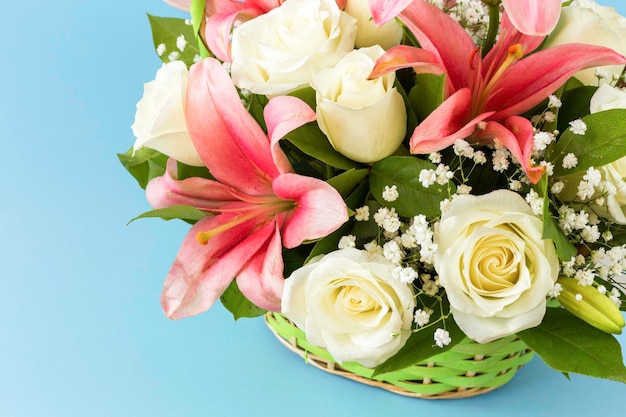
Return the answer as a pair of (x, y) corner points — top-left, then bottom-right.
(265, 312), (535, 399)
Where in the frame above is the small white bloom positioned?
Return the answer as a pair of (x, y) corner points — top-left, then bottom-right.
(167, 51), (180, 62)
(602, 231), (614, 241)
(598, 285), (607, 295)
(540, 161), (554, 177)
(435, 164), (454, 185)
(583, 167), (602, 187)
(383, 240), (404, 264)
(156, 43), (167, 56)
(440, 198), (452, 213)
(569, 119), (587, 135)
(581, 225), (600, 243)
(338, 235), (357, 249)
(534, 131), (554, 151)
(562, 153), (578, 169)
(176, 34), (188, 52)
(422, 279), (439, 296)
(548, 282), (563, 298)
(414, 309), (431, 327)
(595, 67), (610, 79)
(509, 180), (523, 191)
(429, 152), (442, 164)
(575, 269), (595, 286)
(457, 184), (472, 195)
(434, 328), (451, 348)
(575, 293), (583, 301)
(577, 180), (596, 200)
(382, 185), (399, 202)
(525, 190), (544, 216)
(419, 169), (437, 188)
(473, 150), (487, 164)
(492, 148), (510, 172)
(392, 266), (418, 284)
(543, 111), (557, 123)
(551, 181), (565, 194)
(548, 95), (562, 108)
(453, 139), (474, 157)
(355, 205), (370, 221)
(193, 54), (202, 63)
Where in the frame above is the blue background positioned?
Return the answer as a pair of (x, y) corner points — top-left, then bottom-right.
(2, 1), (625, 416)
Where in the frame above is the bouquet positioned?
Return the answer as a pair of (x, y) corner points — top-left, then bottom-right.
(121, 0), (626, 396)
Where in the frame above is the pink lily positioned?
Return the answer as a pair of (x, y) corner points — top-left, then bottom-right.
(165, 0), (347, 62)
(369, 0), (561, 36)
(368, 0), (626, 183)
(146, 58), (349, 319)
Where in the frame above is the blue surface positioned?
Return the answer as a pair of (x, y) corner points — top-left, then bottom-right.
(2, 1), (626, 416)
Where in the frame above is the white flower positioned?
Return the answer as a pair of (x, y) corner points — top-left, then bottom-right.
(434, 190), (560, 343)
(313, 46), (407, 163)
(414, 309), (431, 327)
(281, 248), (415, 367)
(433, 328), (451, 348)
(338, 235), (357, 249)
(131, 61), (203, 167)
(344, 0), (403, 50)
(591, 84), (626, 113)
(548, 95), (562, 108)
(562, 153), (579, 169)
(355, 205), (370, 221)
(230, 0), (357, 95)
(382, 185), (399, 202)
(542, 0), (626, 85)
(569, 119), (587, 135)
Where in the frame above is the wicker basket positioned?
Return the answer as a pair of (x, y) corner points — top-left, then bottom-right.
(265, 312), (534, 399)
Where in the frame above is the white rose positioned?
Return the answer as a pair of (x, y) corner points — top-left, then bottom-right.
(131, 61), (203, 167)
(344, 0), (403, 50)
(312, 46), (407, 163)
(543, 0), (626, 85)
(281, 248), (415, 368)
(558, 85), (626, 224)
(230, 0), (357, 96)
(434, 190), (560, 343)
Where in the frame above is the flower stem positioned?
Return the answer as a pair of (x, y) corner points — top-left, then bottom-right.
(482, 2), (500, 57)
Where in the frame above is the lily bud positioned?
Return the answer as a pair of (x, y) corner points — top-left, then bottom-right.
(557, 277), (625, 334)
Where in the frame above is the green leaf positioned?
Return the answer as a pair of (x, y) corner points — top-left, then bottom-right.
(220, 280), (266, 320)
(128, 205), (208, 225)
(373, 311), (465, 376)
(283, 123), (361, 170)
(189, 0), (211, 58)
(176, 162), (214, 181)
(518, 308), (626, 383)
(118, 146), (168, 189)
(370, 156), (452, 218)
(289, 87), (317, 110)
(326, 168), (369, 198)
(535, 176), (577, 261)
(147, 14), (201, 66)
(551, 109), (626, 177)
(409, 73), (446, 122)
(556, 85), (596, 134)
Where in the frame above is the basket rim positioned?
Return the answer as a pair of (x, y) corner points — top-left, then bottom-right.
(264, 312), (534, 399)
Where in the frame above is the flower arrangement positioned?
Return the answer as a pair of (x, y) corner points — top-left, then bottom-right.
(121, 0), (626, 395)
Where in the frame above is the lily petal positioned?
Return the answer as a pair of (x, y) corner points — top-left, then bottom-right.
(273, 173), (349, 249)
(369, 0), (413, 26)
(474, 117), (545, 184)
(397, 0), (475, 90)
(236, 223), (284, 311)
(186, 58), (280, 195)
(488, 44), (626, 119)
(409, 88), (493, 154)
(161, 215), (275, 319)
(501, 0), (561, 36)
(264, 95), (317, 175)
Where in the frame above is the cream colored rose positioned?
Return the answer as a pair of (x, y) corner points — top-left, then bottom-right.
(344, 0), (403, 50)
(131, 61), (203, 167)
(281, 248), (415, 368)
(434, 190), (560, 343)
(558, 85), (626, 224)
(230, 0), (357, 96)
(312, 46), (407, 163)
(543, 0), (626, 85)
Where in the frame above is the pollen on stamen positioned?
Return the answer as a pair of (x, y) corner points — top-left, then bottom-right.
(508, 44), (523, 58)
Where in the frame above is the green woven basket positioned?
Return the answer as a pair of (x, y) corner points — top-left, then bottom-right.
(265, 312), (534, 399)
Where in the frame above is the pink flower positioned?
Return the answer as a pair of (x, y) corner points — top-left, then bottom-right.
(368, 0), (626, 183)
(146, 58), (348, 319)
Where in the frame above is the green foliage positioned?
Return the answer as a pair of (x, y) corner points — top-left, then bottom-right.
(326, 169), (369, 198)
(534, 176), (577, 261)
(190, 0), (211, 58)
(220, 280), (267, 320)
(118, 146), (168, 189)
(556, 85), (597, 134)
(518, 308), (626, 383)
(127, 205), (208, 225)
(550, 109), (626, 177)
(373, 304), (464, 376)
(147, 14), (201, 66)
(409, 73), (446, 122)
(370, 156), (453, 218)
(283, 123), (362, 171)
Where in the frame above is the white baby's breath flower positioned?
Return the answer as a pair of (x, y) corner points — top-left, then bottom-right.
(355, 205), (370, 221)
(434, 328), (451, 348)
(167, 51), (180, 62)
(176, 34), (188, 51)
(492, 148), (510, 172)
(569, 119), (587, 135)
(534, 131), (554, 151)
(577, 180), (596, 200)
(382, 185), (399, 202)
(414, 309), (431, 327)
(548, 95), (562, 108)
(429, 152), (442, 163)
(543, 111), (556, 123)
(457, 184), (472, 195)
(338, 235), (356, 249)
(562, 153), (578, 169)
(583, 167), (602, 187)
(473, 150), (487, 164)
(419, 169), (437, 187)
(525, 190), (544, 216)
(575, 269), (595, 286)
(551, 181), (565, 194)
(581, 225), (601, 243)
(453, 139), (474, 157)
(156, 43), (167, 56)
(509, 180), (523, 191)
(383, 240), (404, 264)
(548, 282), (563, 298)
(392, 266), (418, 284)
